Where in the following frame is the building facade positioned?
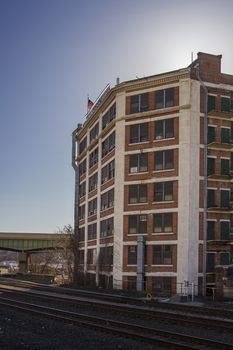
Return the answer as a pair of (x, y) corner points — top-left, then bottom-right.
(72, 53), (233, 296)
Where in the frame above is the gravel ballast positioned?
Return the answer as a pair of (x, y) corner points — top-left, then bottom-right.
(0, 305), (161, 350)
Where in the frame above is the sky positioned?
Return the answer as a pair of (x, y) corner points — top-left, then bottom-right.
(0, 0), (232, 233)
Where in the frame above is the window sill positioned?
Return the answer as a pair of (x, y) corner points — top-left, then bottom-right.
(128, 202), (148, 206)
(152, 201), (174, 204)
(153, 137), (175, 142)
(128, 141), (149, 146)
(129, 171), (148, 175)
(151, 264), (173, 267)
(152, 232), (174, 235)
(128, 233), (148, 236)
(153, 169), (174, 173)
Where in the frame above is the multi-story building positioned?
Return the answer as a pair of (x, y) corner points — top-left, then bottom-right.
(72, 52), (233, 296)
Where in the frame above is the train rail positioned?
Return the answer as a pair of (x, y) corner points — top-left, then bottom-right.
(1, 278), (233, 332)
(0, 296), (232, 350)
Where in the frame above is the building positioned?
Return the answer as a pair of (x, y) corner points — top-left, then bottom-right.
(72, 52), (233, 296)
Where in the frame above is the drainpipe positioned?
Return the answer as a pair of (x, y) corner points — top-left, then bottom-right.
(194, 64), (208, 297)
(72, 128), (80, 283)
(137, 235), (145, 291)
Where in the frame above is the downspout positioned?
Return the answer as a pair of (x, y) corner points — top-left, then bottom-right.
(72, 128), (80, 283)
(194, 64), (208, 297)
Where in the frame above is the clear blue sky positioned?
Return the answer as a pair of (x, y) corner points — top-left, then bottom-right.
(0, 0), (232, 233)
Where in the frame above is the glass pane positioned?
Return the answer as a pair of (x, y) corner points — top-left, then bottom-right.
(220, 221), (229, 240)
(165, 88), (174, 108)
(207, 189), (215, 208)
(154, 183), (163, 201)
(221, 159), (229, 176)
(207, 158), (215, 176)
(155, 90), (164, 109)
(154, 214), (162, 232)
(165, 150), (173, 169)
(221, 97), (230, 112)
(207, 221), (215, 240)
(208, 127), (215, 144)
(164, 213), (173, 232)
(140, 93), (149, 112)
(155, 120), (164, 140)
(221, 190), (229, 208)
(221, 128), (230, 143)
(220, 253), (229, 265)
(130, 154), (138, 172)
(129, 185), (137, 204)
(130, 125), (139, 143)
(131, 95), (139, 113)
(155, 151), (163, 170)
(164, 182), (173, 201)
(140, 123), (148, 142)
(139, 184), (147, 203)
(208, 95), (216, 112)
(129, 216), (137, 234)
(207, 253), (215, 272)
(165, 118), (174, 138)
(140, 153), (148, 172)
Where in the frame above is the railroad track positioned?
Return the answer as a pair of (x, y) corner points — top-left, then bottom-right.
(1, 279), (233, 332)
(0, 296), (232, 350)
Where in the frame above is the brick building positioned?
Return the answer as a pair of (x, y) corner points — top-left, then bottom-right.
(72, 52), (233, 296)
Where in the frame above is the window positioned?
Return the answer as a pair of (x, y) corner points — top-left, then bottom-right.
(155, 88), (174, 109)
(221, 221), (230, 240)
(221, 128), (230, 143)
(221, 97), (230, 112)
(128, 184), (147, 204)
(99, 246), (113, 266)
(220, 252), (230, 265)
(154, 182), (173, 202)
(78, 226), (85, 241)
(128, 215), (147, 234)
(79, 204), (85, 220)
(89, 123), (99, 143)
(87, 249), (95, 265)
(101, 160), (115, 184)
(101, 188), (114, 210)
(207, 189), (215, 208)
(88, 198), (97, 216)
(153, 213), (173, 233)
(128, 246), (137, 265)
(102, 131), (115, 157)
(152, 277), (172, 295)
(127, 276), (137, 290)
(88, 223), (97, 240)
(129, 123), (148, 143)
(100, 217), (114, 238)
(153, 245), (172, 265)
(207, 253), (215, 272)
(207, 158), (215, 176)
(79, 181), (86, 198)
(129, 153), (148, 173)
(207, 221), (215, 240)
(102, 103), (116, 130)
(79, 137), (87, 154)
(89, 147), (98, 168)
(208, 126), (215, 144)
(221, 190), (229, 208)
(89, 172), (98, 192)
(221, 159), (230, 176)
(154, 119), (174, 140)
(208, 95), (216, 112)
(130, 93), (149, 113)
(79, 159), (86, 176)
(79, 250), (84, 264)
(154, 150), (173, 170)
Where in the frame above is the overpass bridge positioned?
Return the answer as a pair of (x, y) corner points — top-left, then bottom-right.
(0, 232), (64, 273)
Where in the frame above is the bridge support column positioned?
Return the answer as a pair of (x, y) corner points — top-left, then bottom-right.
(18, 252), (28, 273)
